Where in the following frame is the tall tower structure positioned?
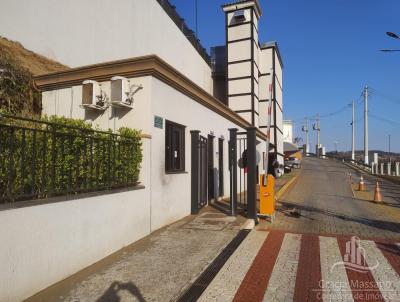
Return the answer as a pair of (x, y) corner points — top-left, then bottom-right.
(222, 0), (262, 126)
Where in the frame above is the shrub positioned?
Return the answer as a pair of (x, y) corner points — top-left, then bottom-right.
(0, 53), (41, 116)
(0, 114), (142, 203)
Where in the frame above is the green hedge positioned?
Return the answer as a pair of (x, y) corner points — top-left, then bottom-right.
(0, 114), (142, 203)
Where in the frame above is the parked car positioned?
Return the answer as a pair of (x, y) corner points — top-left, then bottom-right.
(284, 164), (292, 173)
(285, 156), (301, 168)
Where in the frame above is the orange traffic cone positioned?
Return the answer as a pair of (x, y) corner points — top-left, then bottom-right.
(374, 182), (382, 203)
(358, 175), (365, 191)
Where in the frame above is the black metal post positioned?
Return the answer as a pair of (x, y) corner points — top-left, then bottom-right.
(190, 130), (200, 214)
(246, 127), (257, 222)
(229, 128), (238, 216)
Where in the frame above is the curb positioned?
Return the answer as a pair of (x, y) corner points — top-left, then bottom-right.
(343, 161), (400, 186)
(350, 182), (356, 198)
(276, 171), (301, 200)
(241, 219), (256, 230)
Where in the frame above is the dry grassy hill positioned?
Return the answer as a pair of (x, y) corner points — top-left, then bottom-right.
(0, 36), (68, 115)
(0, 36), (68, 75)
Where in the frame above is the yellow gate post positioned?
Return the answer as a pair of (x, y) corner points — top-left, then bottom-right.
(259, 174), (275, 221)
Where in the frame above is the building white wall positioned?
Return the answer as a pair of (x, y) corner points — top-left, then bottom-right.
(0, 0), (213, 93)
(283, 120), (294, 143)
(42, 76), (153, 135)
(41, 71), (268, 232)
(150, 77), (266, 230)
(0, 138), (151, 302)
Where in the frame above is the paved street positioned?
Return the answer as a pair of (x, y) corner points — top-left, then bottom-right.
(265, 157), (400, 240)
(199, 157), (400, 302)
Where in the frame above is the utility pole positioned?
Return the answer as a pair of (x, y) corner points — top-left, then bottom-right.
(317, 114), (320, 156)
(302, 117), (309, 156)
(313, 114), (321, 157)
(195, 0), (198, 39)
(351, 100), (355, 161)
(364, 86), (369, 165)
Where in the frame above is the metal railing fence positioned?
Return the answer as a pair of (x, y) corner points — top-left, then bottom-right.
(0, 114), (140, 203)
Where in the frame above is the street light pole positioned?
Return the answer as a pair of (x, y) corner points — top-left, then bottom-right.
(317, 114), (320, 153)
(351, 100), (355, 162)
(195, 0), (198, 39)
(381, 32), (400, 52)
(364, 86), (369, 165)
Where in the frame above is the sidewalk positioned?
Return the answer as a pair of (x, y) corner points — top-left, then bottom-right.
(26, 207), (245, 302)
(25, 172), (300, 302)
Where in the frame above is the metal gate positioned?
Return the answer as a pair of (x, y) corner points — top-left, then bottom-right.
(229, 127), (257, 221)
(236, 133), (248, 210)
(190, 131), (208, 214)
(199, 135), (208, 209)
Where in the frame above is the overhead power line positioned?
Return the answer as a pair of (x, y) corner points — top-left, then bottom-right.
(370, 113), (400, 126)
(369, 88), (400, 106)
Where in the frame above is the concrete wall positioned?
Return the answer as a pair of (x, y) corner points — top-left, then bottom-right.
(0, 138), (151, 302)
(42, 73), (268, 231)
(3, 67), (270, 300)
(0, 0), (213, 93)
(150, 77), (267, 230)
(42, 76), (153, 134)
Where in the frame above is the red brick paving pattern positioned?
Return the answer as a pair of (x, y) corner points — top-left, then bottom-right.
(376, 241), (400, 276)
(337, 236), (385, 302)
(232, 231), (284, 302)
(293, 234), (322, 302)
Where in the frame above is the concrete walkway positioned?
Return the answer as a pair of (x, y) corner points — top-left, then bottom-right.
(26, 207), (245, 302)
(25, 169), (299, 302)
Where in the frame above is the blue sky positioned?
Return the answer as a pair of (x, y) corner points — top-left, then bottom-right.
(170, 0), (400, 152)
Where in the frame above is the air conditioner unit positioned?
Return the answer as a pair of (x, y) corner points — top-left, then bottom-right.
(111, 76), (142, 109)
(81, 80), (108, 110)
(111, 76), (133, 108)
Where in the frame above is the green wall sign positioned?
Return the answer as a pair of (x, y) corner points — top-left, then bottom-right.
(154, 115), (163, 129)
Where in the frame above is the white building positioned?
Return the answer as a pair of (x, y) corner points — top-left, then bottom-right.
(283, 120), (294, 143)
(0, 1), (284, 301)
(0, 0), (213, 94)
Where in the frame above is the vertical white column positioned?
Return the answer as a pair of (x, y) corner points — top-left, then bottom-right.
(381, 163), (385, 175)
(305, 118), (309, 155)
(351, 100), (355, 161)
(396, 162), (400, 177)
(364, 86), (369, 165)
(387, 163), (392, 176)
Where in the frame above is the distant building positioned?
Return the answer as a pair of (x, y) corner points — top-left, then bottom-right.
(283, 120), (294, 143)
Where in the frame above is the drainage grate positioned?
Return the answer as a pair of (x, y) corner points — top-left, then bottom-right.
(175, 229), (250, 302)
